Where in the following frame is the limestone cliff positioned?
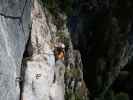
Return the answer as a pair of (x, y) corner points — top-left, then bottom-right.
(0, 0), (31, 100)
(1, 0), (131, 100)
(21, 0), (65, 100)
(0, 0), (85, 100)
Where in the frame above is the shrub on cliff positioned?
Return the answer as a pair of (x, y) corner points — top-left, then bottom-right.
(114, 93), (129, 100)
(40, 0), (73, 15)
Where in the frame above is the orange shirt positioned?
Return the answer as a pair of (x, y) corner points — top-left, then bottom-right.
(58, 51), (64, 60)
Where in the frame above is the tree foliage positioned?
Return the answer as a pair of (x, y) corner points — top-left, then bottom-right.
(40, 0), (73, 15)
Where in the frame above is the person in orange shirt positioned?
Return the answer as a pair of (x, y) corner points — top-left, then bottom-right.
(58, 49), (65, 60)
(54, 47), (65, 61)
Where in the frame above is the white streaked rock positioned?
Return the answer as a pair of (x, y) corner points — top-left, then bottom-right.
(22, 0), (65, 100)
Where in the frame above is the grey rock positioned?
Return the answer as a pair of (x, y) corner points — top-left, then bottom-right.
(0, 0), (26, 17)
(0, 0), (31, 99)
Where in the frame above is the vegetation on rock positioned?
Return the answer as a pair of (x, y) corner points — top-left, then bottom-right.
(40, 0), (73, 15)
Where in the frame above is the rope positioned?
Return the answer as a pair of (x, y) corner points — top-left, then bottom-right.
(41, 52), (54, 55)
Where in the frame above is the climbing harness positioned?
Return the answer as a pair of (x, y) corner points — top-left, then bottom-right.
(35, 74), (41, 79)
(16, 77), (23, 82)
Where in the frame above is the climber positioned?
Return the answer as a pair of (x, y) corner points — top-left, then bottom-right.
(54, 41), (65, 61)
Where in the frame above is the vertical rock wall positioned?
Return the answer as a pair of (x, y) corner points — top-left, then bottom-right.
(22, 0), (65, 100)
(0, 0), (31, 100)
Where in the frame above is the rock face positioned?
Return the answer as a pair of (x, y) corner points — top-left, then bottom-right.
(22, 54), (55, 100)
(0, 0), (31, 100)
(2, 0), (131, 100)
(22, 0), (65, 100)
(64, 37), (89, 100)
(51, 60), (65, 100)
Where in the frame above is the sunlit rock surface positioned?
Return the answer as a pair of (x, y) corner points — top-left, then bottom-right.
(22, 0), (65, 100)
(22, 55), (55, 100)
(50, 60), (65, 100)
